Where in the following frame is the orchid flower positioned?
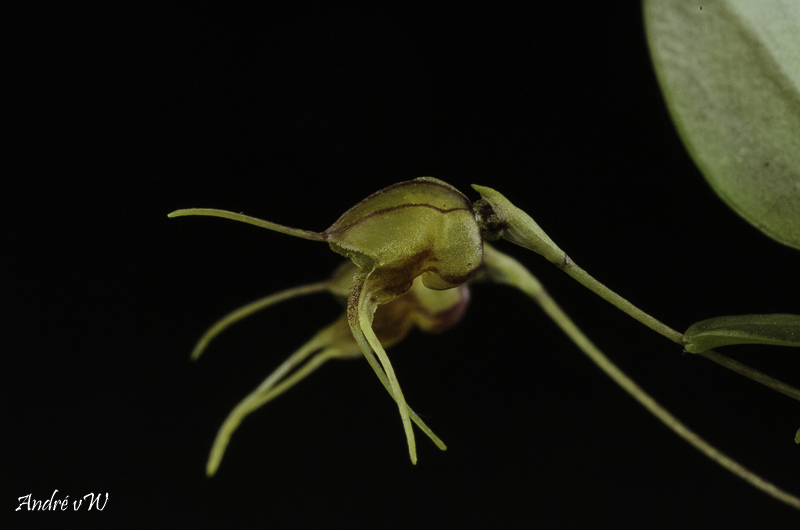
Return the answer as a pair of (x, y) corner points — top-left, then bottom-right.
(170, 177), (800, 510)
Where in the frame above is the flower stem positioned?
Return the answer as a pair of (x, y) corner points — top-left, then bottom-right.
(481, 245), (800, 511)
(472, 184), (800, 402)
(561, 258), (682, 342)
(561, 257), (800, 402)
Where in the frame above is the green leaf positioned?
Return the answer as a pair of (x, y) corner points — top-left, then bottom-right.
(644, 0), (800, 250)
(683, 314), (800, 353)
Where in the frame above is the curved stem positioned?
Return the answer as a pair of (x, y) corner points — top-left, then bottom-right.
(482, 245), (800, 511)
(560, 259), (800, 402)
(472, 185), (800, 402)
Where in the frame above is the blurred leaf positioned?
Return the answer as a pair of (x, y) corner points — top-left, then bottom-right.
(645, 0), (800, 249)
(683, 314), (800, 353)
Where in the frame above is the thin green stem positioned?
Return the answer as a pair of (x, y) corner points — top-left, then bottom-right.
(698, 349), (800, 402)
(561, 258), (800, 402)
(472, 185), (800, 402)
(541, 290), (800, 510)
(561, 259), (682, 342)
(482, 245), (800, 511)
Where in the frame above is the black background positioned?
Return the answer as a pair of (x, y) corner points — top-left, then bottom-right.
(8, 3), (800, 528)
